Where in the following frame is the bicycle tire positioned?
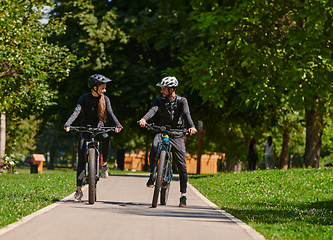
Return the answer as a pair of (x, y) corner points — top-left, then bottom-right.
(88, 148), (96, 204)
(161, 152), (172, 205)
(152, 150), (166, 208)
(160, 180), (170, 205)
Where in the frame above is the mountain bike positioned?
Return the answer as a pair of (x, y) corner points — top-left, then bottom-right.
(141, 122), (188, 208)
(68, 125), (115, 204)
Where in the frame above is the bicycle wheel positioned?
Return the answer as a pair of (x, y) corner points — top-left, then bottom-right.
(88, 148), (96, 204)
(161, 152), (172, 205)
(152, 150), (166, 208)
(160, 176), (171, 205)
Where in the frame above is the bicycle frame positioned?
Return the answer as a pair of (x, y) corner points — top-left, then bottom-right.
(152, 138), (173, 183)
(68, 125), (115, 204)
(139, 122), (188, 207)
(84, 136), (101, 179)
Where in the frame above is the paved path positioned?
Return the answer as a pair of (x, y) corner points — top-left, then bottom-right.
(0, 174), (265, 240)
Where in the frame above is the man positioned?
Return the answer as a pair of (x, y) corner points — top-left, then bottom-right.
(139, 76), (197, 207)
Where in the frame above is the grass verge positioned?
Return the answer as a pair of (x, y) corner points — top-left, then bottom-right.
(0, 168), (76, 228)
(189, 168), (333, 240)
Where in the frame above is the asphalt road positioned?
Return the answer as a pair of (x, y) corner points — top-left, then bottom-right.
(0, 173), (266, 240)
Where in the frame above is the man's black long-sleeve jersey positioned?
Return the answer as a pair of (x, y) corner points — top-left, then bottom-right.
(142, 94), (194, 129)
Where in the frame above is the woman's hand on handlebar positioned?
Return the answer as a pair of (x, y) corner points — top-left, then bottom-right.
(115, 127), (122, 133)
(139, 119), (146, 127)
(188, 126), (197, 136)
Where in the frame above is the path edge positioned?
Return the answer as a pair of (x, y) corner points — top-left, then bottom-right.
(0, 185), (87, 237)
(188, 183), (266, 240)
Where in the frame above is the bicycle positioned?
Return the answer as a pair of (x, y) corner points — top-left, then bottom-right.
(140, 122), (188, 208)
(68, 125), (115, 204)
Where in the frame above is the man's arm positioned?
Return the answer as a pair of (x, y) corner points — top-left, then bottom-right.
(181, 97), (197, 135)
(139, 98), (160, 127)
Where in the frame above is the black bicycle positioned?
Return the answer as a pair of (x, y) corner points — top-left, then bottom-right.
(141, 123), (188, 208)
(68, 125), (115, 204)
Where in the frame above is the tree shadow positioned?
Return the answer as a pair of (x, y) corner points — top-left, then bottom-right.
(222, 199), (333, 226)
(80, 200), (236, 224)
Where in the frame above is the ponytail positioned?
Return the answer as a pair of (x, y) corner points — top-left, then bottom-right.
(97, 95), (106, 122)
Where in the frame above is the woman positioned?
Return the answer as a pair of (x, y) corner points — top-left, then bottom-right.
(263, 136), (276, 169)
(64, 74), (122, 202)
(247, 137), (258, 170)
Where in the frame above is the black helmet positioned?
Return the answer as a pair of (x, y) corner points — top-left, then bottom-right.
(88, 74), (111, 89)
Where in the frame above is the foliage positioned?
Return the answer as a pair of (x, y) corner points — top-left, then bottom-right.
(183, 0), (333, 111)
(0, 169), (76, 228)
(31, 0), (333, 165)
(0, 0), (77, 117)
(189, 168), (333, 240)
(169, 0), (333, 165)
(5, 115), (41, 156)
(1, 153), (25, 171)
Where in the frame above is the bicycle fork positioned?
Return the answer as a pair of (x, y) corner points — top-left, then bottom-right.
(84, 141), (101, 182)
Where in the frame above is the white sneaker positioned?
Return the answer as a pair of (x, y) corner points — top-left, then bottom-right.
(101, 164), (108, 178)
(74, 190), (83, 202)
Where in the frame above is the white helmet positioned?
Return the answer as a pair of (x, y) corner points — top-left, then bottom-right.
(156, 76), (178, 88)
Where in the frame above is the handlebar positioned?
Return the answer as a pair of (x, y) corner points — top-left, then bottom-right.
(67, 125), (116, 133)
(138, 122), (189, 136)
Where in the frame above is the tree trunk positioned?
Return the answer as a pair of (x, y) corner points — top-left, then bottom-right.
(280, 132), (290, 170)
(304, 108), (322, 168)
(48, 150), (55, 169)
(0, 112), (5, 166)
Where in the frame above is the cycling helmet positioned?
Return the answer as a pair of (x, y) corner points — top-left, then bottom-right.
(156, 76), (178, 88)
(88, 74), (111, 89)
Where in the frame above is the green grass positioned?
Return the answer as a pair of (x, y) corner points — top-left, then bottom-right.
(0, 168), (76, 228)
(189, 168), (333, 240)
(0, 166), (147, 229)
(2, 166), (333, 239)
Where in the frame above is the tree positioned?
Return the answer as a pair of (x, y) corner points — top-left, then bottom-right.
(0, 0), (77, 165)
(47, 0), (200, 158)
(178, 0), (333, 168)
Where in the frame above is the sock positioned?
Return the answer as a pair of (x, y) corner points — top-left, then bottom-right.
(181, 193), (186, 198)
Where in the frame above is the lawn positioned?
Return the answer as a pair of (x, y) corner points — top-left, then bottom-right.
(0, 167), (76, 228)
(0, 166), (145, 229)
(1, 166), (333, 240)
(189, 168), (333, 240)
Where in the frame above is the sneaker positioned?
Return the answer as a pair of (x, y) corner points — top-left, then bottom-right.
(74, 190), (83, 202)
(146, 176), (155, 188)
(101, 164), (108, 178)
(179, 196), (187, 207)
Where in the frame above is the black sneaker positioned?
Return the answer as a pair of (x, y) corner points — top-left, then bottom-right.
(146, 176), (154, 188)
(179, 196), (187, 207)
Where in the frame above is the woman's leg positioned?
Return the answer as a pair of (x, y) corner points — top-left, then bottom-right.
(96, 132), (110, 165)
(77, 136), (86, 189)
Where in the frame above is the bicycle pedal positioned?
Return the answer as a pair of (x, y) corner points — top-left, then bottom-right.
(172, 177), (180, 181)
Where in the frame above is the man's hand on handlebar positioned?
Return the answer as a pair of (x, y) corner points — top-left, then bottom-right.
(139, 119), (146, 127)
(64, 124), (70, 132)
(188, 126), (197, 136)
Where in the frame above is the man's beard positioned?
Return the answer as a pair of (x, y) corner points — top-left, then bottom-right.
(162, 93), (169, 98)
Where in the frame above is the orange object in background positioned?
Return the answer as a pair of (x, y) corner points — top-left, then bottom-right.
(31, 154), (46, 174)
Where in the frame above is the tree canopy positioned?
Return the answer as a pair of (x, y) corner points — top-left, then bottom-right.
(3, 0), (333, 168)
